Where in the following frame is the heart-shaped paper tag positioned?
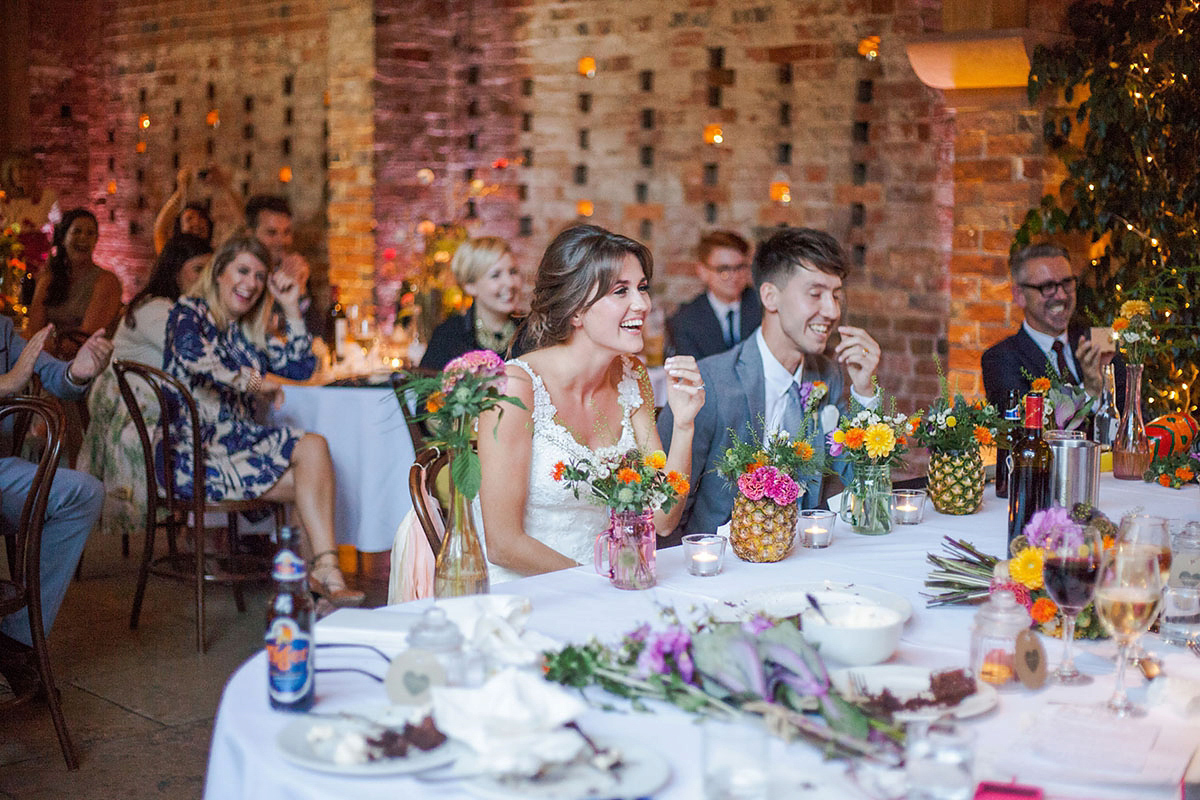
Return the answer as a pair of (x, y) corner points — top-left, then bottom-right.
(384, 649), (445, 704)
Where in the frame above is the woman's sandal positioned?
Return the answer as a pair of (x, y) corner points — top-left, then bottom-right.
(309, 551), (365, 607)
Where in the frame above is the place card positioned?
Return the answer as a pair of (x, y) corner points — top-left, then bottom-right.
(384, 649), (446, 705)
(1013, 630), (1047, 689)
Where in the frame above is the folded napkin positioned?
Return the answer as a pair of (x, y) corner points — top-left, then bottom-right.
(436, 595), (557, 669)
(432, 668), (586, 776)
(315, 607), (419, 655)
(1147, 675), (1200, 717)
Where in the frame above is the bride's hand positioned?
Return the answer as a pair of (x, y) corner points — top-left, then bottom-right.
(664, 355), (705, 426)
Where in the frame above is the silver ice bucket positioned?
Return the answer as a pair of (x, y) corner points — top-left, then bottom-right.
(1046, 435), (1100, 509)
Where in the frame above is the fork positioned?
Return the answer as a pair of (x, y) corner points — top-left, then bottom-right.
(848, 672), (870, 702)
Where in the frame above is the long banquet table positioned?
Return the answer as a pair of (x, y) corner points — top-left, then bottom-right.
(206, 476), (1200, 800)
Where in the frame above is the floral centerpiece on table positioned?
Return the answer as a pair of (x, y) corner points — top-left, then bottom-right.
(1026, 373), (1094, 432)
(397, 350), (526, 596)
(1109, 298), (1162, 479)
(553, 449), (689, 515)
(0, 220), (26, 312)
(716, 419), (824, 563)
(1143, 450), (1200, 489)
(912, 386), (1003, 515)
(1112, 299), (1158, 364)
(828, 394), (910, 535)
(543, 608), (904, 763)
(924, 505), (1116, 639)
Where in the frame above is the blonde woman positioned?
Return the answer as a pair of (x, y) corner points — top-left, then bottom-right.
(419, 236), (526, 370)
(163, 235), (363, 605)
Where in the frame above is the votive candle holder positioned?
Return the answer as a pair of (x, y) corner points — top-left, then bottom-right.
(891, 489), (927, 525)
(798, 509), (836, 549)
(683, 534), (726, 576)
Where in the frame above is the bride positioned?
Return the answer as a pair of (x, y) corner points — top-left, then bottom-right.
(478, 224), (704, 582)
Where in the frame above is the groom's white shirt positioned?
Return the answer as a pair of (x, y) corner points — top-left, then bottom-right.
(756, 328), (878, 435)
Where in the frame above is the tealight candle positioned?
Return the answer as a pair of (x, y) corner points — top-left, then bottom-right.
(798, 509), (836, 548)
(891, 489), (927, 525)
(682, 534), (726, 576)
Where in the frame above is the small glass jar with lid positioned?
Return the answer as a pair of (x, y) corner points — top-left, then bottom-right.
(968, 590), (1030, 689)
(407, 607), (468, 687)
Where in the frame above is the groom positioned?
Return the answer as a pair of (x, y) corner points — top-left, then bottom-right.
(658, 227), (881, 541)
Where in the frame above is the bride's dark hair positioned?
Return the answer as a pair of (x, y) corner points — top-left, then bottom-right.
(522, 224), (653, 349)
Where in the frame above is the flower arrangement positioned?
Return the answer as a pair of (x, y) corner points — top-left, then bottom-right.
(1026, 372), (1095, 432)
(553, 449), (689, 514)
(828, 402), (910, 469)
(924, 505), (1116, 638)
(542, 608), (903, 761)
(1143, 450), (1200, 489)
(396, 349), (525, 499)
(716, 424), (824, 506)
(1111, 298), (1158, 364)
(911, 394), (1002, 453)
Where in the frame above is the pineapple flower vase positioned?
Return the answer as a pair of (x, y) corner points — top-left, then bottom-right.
(840, 464), (893, 535)
(729, 494), (799, 562)
(927, 447), (984, 515)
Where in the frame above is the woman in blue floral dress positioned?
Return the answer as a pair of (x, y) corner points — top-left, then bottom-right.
(163, 235), (363, 605)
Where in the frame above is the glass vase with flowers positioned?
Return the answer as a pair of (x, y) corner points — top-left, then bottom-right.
(1110, 299), (1159, 479)
(553, 448), (689, 589)
(397, 350), (526, 597)
(828, 393), (909, 534)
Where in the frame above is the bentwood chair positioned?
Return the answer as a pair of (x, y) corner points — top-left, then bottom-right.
(408, 446), (450, 559)
(0, 396), (78, 769)
(112, 360), (283, 653)
(392, 367), (439, 452)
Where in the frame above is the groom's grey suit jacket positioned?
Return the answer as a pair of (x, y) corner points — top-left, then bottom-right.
(657, 334), (853, 540)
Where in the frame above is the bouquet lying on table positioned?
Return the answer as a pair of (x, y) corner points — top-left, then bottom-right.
(924, 504), (1117, 638)
(543, 608), (905, 764)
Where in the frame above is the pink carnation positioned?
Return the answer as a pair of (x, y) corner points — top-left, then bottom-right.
(443, 349), (507, 392)
(737, 469), (767, 501)
(766, 474), (800, 506)
(989, 580), (1032, 610)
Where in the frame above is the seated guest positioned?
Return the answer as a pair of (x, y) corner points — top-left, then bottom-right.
(477, 224), (704, 582)
(666, 230), (761, 360)
(420, 236), (527, 370)
(981, 242), (1120, 409)
(78, 233), (213, 543)
(28, 208), (123, 357)
(1, 321), (111, 691)
(658, 227), (881, 538)
(244, 194), (321, 334)
(163, 236), (363, 606)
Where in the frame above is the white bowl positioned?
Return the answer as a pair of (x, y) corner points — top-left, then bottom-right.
(800, 603), (904, 666)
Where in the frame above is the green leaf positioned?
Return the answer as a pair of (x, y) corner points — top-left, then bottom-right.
(451, 448), (482, 500)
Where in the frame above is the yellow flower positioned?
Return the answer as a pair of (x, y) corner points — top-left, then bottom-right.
(1009, 547), (1045, 590)
(832, 430), (846, 444)
(862, 423), (896, 459)
(643, 450), (666, 469)
(945, 415), (957, 428)
(1119, 299), (1151, 318)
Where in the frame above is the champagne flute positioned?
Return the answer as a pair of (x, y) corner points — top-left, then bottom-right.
(1043, 526), (1103, 685)
(1094, 546), (1163, 717)
(1117, 514), (1171, 662)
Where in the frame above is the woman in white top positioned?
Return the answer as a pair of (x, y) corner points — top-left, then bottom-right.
(78, 233), (212, 541)
(477, 224), (705, 582)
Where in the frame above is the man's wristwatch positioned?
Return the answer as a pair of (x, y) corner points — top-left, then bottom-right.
(64, 368), (91, 388)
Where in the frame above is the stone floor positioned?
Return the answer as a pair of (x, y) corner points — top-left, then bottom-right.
(0, 532), (386, 799)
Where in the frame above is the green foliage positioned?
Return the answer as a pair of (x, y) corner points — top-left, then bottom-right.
(1016, 0), (1200, 416)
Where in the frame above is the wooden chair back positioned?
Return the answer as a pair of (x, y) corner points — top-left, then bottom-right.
(408, 447), (450, 558)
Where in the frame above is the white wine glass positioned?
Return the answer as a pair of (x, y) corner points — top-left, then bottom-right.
(1043, 526), (1103, 685)
(1094, 545), (1163, 717)
(1117, 514), (1171, 662)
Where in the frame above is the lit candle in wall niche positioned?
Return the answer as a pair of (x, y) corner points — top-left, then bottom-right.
(576, 200), (594, 217)
(703, 123), (723, 144)
(278, 166), (293, 183)
(578, 57), (597, 78)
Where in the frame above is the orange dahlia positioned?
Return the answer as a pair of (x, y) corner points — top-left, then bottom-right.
(973, 426), (994, 446)
(617, 468), (642, 484)
(1031, 596), (1058, 624)
(1031, 377), (1052, 392)
(793, 441), (815, 460)
(843, 428), (866, 449)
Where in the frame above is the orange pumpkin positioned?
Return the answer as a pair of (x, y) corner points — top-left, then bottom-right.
(1145, 412), (1199, 459)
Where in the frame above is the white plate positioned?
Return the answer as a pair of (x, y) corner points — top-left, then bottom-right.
(466, 737), (671, 800)
(829, 665), (998, 722)
(717, 581), (913, 623)
(276, 707), (464, 776)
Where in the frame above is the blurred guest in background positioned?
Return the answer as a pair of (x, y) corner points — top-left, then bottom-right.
(0, 152), (58, 268)
(153, 165), (241, 254)
(666, 230), (761, 360)
(420, 236), (527, 370)
(163, 236), (362, 606)
(79, 233), (213, 543)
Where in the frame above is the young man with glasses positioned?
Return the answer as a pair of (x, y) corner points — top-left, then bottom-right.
(666, 230), (762, 359)
(981, 242), (1120, 410)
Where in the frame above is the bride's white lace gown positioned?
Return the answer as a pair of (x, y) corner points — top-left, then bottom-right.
(481, 356), (644, 585)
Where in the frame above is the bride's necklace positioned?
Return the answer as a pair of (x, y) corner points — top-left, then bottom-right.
(473, 314), (516, 354)
(554, 390), (620, 450)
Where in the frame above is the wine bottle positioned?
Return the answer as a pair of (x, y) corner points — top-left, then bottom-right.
(994, 388), (1021, 499)
(1008, 392), (1053, 545)
(1092, 362), (1119, 448)
(327, 286), (347, 362)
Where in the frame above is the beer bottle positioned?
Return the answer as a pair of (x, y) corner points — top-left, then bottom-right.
(265, 527), (315, 712)
(1007, 392), (1053, 546)
(994, 389), (1021, 499)
(328, 287), (348, 363)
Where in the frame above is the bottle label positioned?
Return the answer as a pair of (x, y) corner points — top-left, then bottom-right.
(1024, 394), (1044, 429)
(272, 550), (306, 582)
(266, 617), (313, 703)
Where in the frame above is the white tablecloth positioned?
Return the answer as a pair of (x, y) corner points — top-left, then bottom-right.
(206, 476), (1200, 799)
(272, 385), (414, 552)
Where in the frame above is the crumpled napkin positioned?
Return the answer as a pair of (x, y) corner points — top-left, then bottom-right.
(1147, 675), (1200, 716)
(432, 668), (586, 776)
(435, 595), (557, 668)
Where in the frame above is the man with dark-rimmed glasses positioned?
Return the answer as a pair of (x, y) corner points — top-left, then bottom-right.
(981, 242), (1121, 412)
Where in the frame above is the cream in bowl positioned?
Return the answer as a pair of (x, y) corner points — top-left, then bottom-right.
(801, 603), (904, 666)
